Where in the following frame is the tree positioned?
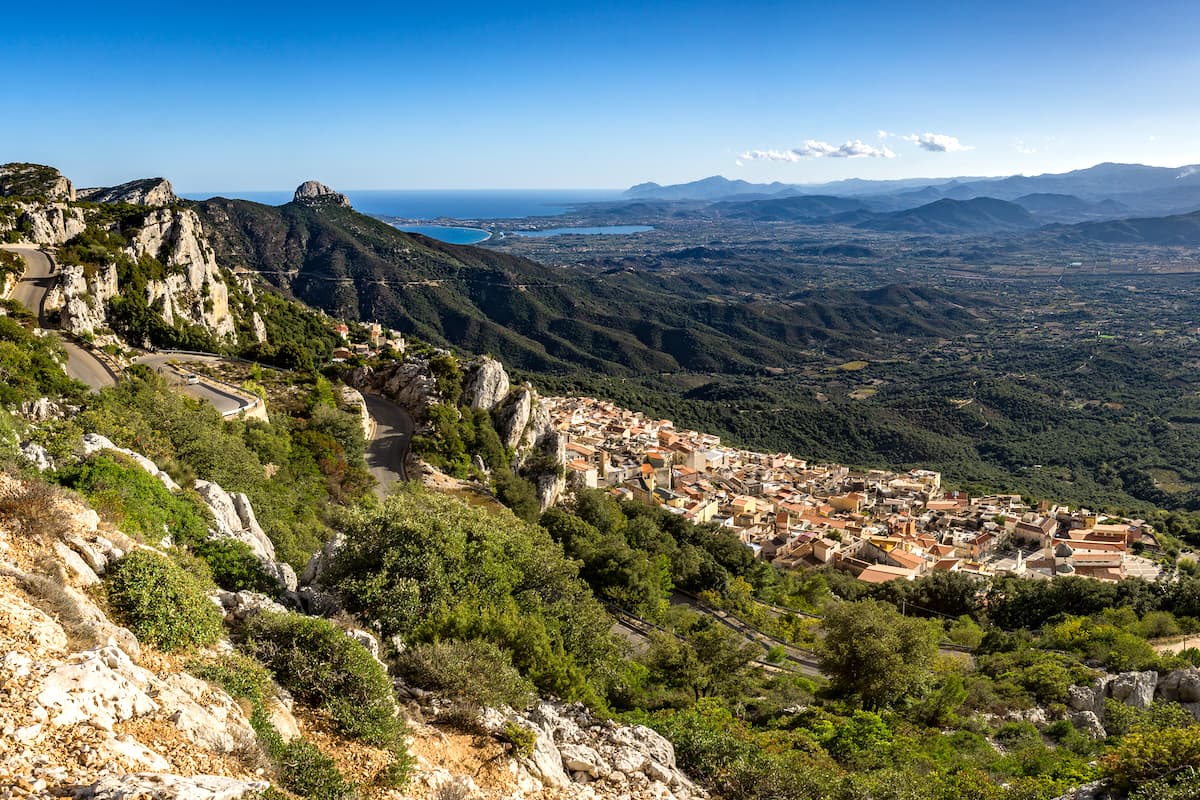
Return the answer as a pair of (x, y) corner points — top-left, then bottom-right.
(817, 599), (941, 709)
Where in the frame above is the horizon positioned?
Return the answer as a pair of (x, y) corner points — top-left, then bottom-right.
(3, 1), (1196, 190)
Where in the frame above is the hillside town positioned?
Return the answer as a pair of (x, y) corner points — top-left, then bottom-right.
(545, 396), (1164, 585)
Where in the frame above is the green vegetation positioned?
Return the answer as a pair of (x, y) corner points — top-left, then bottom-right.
(191, 652), (360, 800)
(54, 453), (208, 543)
(238, 611), (406, 749)
(78, 369), (369, 566)
(325, 488), (620, 705)
(104, 549), (223, 651)
(0, 301), (87, 405)
(396, 639), (536, 715)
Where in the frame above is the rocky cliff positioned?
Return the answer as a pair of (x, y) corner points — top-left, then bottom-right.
(0, 163), (75, 202)
(130, 208), (237, 339)
(0, 202), (87, 245)
(78, 178), (178, 207)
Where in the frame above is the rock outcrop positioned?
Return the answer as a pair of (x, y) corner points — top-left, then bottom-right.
(80, 434), (295, 591)
(1067, 666), (1200, 739)
(55, 261), (120, 336)
(347, 359), (438, 418)
(129, 209), (236, 339)
(194, 479), (296, 591)
(475, 701), (704, 799)
(78, 178), (178, 207)
(495, 385), (567, 509)
(2, 202), (87, 244)
(0, 163), (75, 202)
(293, 180), (351, 208)
(462, 356), (511, 411)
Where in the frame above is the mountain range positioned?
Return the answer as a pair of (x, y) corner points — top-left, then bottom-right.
(624, 162), (1200, 221)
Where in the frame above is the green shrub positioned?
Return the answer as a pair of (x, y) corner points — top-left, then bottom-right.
(55, 453), (210, 545)
(190, 652), (274, 708)
(1101, 727), (1200, 789)
(239, 612), (404, 748)
(396, 639), (536, 712)
(105, 549), (223, 651)
(499, 721), (537, 758)
(252, 715), (356, 800)
(191, 538), (278, 594)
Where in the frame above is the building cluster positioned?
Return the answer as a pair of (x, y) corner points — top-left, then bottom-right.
(546, 396), (1160, 585)
(331, 321), (406, 361)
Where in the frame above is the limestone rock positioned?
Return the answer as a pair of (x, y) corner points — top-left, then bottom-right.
(1069, 710), (1106, 740)
(216, 590), (288, 621)
(340, 385), (372, 439)
(0, 162), (75, 202)
(194, 480), (275, 562)
(156, 672), (256, 753)
(497, 388), (533, 451)
(1110, 670), (1157, 709)
(78, 177), (178, 207)
(294, 180), (351, 207)
(53, 540), (101, 586)
(36, 646), (160, 731)
(347, 360), (437, 417)
(86, 773), (269, 800)
(19, 397), (62, 421)
(462, 356), (511, 411)
(8, 202), (86, 244)
(126, 208), (235, 338)
(559, 742), (606, 778)
(59, 261), (119, 336)
(19, 441), (55, 471)
(1158, 667), (1200, 703)
(300, 532), (345, 586)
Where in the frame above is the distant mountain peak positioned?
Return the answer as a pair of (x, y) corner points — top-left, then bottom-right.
(293, 180), (351, 207)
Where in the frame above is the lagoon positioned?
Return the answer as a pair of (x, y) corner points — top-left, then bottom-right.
(393, 224), (490, 245)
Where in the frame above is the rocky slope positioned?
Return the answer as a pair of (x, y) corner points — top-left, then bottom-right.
(1, 425), (699, 799)
(78, 178), (178, 207)
(0, 163), (75, 202)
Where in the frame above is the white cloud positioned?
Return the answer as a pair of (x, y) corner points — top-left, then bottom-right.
(877, 129), (893, 139)
(1015, 138), (1037, 155)
(739, 139), (896, 162)
(902, 132), (973, 152)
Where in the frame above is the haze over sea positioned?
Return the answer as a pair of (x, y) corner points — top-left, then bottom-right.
(179, 189), (622, 220)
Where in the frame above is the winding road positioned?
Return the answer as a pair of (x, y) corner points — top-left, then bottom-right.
(134, 353), (256, 417)
(362, 393), (413, 496)
(2, 245), (117, 390)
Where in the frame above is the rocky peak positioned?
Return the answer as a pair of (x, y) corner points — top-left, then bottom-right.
(78, 178), (178, 207)
(0, 162), (75, 202)
(292, 180), (351, 208)
(462, 356), (511, 411)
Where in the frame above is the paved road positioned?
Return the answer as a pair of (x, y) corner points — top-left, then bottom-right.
(2, 244), (117, 390)
(134, 354), (254, 416)
(362, 393), (413, 497)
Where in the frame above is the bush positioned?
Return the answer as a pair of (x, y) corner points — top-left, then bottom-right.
(105, 549), (223, 651)
(253, 718), (356, 800)
(239, 612), (404, 748)
(191, 538), (278, 594)
(190, 652), (274, 708)
(396, 639), (536, 713)
(1101, 727), (1200, 789)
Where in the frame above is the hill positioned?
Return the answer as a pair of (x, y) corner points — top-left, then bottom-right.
(1049, 207), (1200, 244)
(854, 197), (1040, 234)
(1011, 193), (1130, 223)
(192, 190), (991, 375)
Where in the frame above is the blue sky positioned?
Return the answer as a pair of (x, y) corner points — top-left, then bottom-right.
(2, 0), (1197, 190)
